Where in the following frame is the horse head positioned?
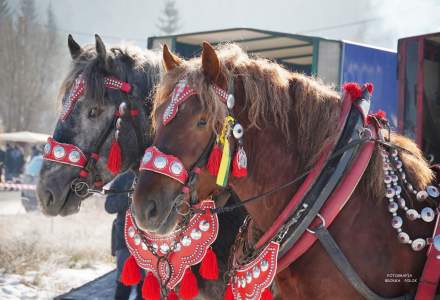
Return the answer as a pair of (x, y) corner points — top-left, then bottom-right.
(37, 34), (160, 216)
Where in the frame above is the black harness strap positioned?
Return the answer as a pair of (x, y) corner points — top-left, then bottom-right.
(314, 226), (413, 300)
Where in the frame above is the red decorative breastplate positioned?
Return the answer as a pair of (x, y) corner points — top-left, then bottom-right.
(124, 200), (219, 289)
(229, 241), (279, 300)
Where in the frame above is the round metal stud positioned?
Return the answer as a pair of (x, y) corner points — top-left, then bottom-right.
(181, 236), (191, 247)
(53, 145), (66, 159)
(398, 232), (410, 244)
(416, 190), (428, 202)
(44, 143), (51, 155)
(391, 174), (398, 182)
(133, 234), (141, 245)
(190, 229), (202, 240)
(385, 188), (395, 198)
(391, 216), (403, 229)
(384, 175), (392, 184)
(426, 185), (440, 198)
(240, 278), (246, 288)
(396, 161), (403, 169)
(232, 123), (244, 139)
(199, 220), (210, 232)
(420, 207), (435, 223)
(388, 201), (398, 213)
(153, 156), (167, 169)
(252, 266), (260, 279)
(170, 161), (183, 175)
(141, 242), (148, 251)
(246, 272), (252, 284)
(152, 243), (159, 252)
(160, 244), (170, 254)
(406, 209), (419, 221)
(128, 226), (135, 238)
(142, 151), (153, 164)
(397, 197), (406, 208)
(227, 94), (235, 109)
(174, 242), (182, 252)
(411, 238), (426, 251)
(260, 260), (269, 272)
(68, 150), (81, 163)
(394, 185), (402, 195)
(433, 235), (440, 251)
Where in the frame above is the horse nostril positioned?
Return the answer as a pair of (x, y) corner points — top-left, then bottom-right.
(144, 200), (158, 219)
(43, 190), (54, 207)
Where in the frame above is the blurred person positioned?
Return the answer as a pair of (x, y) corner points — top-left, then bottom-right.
(31, 145), (41, 159)
(105, 171), (142, 300)
(4, 143), (15, 181)
(0, 146), (5, 182)
(12, 145), (24, 178)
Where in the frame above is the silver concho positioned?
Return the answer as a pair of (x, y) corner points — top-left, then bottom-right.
(68, 150), (81, 163)
(232, 123), (244, 139)
(152, 243), (159, 252)
(153, 156), (167, 169)
(133, 234), (141, 245)
(227, 94), (235, 109)
(142, 151), (153, 164)
(252, 266), (260, 279)
(44, 143), (51, 155)
(53, 145), (66, 159)
(391, 216), (403, 229)
(411, 238), (426, 251)
(181, 236), (191, 247)
(190, 228), (202, 240)
(406, 209), (419, 221)
(420, 207), (435, 222)
(160, 244), (170, 254)
(385, 188), (395, 198)
(260, 260), (269, 272)
(388, 202), (398, 213)
(246, 272), (252, 283)
(416, 190), (428, 202)
(426, 185), (440, 198)
(397, 232), (410, 244)
(128, 226), (136, 238)
(199, 220), (210, 232)
(141, 242), (148, 251)
(170, 161), (183, 175)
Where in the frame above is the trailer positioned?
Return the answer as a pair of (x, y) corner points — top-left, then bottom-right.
(398, 32), (440, 162)
(148, 28), (397, 127)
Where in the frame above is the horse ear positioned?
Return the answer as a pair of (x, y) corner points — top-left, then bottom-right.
(162, 44), (182, 72)
(95, 34), (107, 66)
(202, 42), (222, 84)
(68, 34), (82, 59)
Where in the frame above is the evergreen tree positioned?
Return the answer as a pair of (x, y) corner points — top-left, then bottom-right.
(157, 0), (180, 35)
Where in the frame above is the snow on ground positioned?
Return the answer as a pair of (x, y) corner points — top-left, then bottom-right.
(0, 192), (115, 299)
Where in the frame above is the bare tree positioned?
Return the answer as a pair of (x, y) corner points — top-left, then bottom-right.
(157, 0), (181, 35)
(0, 0), (65, 133)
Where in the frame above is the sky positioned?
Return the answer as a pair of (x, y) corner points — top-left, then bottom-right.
(10, 0), (440, 50)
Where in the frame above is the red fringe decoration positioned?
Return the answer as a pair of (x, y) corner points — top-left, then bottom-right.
(223, 285), (234, 300)
(367, 110), (387, 124)
(261, 288), (274, 300)
(365, 82), (374, 94)
(142, 272), (161, 300)
(120, 255), (142, 286)
(206, 143), (222, 176)
(167, 290), (179, 300)
(231, 149), (247, 178)
(343, 82), (362, 100)
(199, 248), (219, 280)
(179, 268), (199, 300)
(107, 139), (122, 174)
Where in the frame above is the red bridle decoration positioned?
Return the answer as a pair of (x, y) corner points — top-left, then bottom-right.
(43, 137), (88, 168)
(139, 146), (188, 184)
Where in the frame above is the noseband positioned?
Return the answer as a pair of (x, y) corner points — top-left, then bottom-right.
(43, 74), (143, 197)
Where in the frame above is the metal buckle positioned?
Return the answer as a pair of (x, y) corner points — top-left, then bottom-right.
(306, 213), (326, 234)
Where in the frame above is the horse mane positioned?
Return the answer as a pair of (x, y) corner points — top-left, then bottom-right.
(152, 43), (434, 200)
(59, 43), (162, 109)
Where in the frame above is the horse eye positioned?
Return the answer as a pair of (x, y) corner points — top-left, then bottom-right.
(88, 107), (99, 118)
(197, 118), (207, 127)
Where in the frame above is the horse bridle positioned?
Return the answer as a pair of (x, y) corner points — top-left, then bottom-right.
(43, 74), (146, 198)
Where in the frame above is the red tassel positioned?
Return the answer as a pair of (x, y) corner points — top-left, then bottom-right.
(365, 82), (374, 94)
(167, 290), (179, 300)
(120, 255), (142, 286)
(231, 148), (247, 178)
(223, 285), (234, 300)
(343, 82), (362, 100)
(206, 143), (222, 176)
(107, 139), (122, 174)
(179, 268), (199, 300)
(142, 272), (161, 300)
(261, 288), (273, 300)
(199, 248), (219, 280)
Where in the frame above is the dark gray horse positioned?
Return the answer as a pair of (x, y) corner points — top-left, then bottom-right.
(36, 35), (245, 299)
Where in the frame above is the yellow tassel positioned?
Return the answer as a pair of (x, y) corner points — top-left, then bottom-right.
(216, 138), (231, 187)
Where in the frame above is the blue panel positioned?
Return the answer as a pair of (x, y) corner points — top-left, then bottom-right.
(341, 43), (398, 128)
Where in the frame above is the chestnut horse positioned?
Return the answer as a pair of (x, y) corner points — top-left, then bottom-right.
(133, 42), (439, 299)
